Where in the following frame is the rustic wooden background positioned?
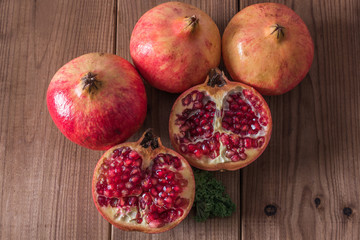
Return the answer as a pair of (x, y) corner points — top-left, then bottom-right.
(1, 0), (359, 239)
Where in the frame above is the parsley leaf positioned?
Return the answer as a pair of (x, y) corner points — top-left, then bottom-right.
(193, 168), (236, 222)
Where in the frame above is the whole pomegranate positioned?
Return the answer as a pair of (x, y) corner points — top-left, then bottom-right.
(130, 2), (221, 93)
(92, 130), (195, 233)
(222, 3), (314, 95)
(47, 53), (147, 150)
(169, 69), (272, 171)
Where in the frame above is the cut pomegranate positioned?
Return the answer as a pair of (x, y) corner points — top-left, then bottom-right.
(169, 68), (272, 171)
(92, 130), (195, 233)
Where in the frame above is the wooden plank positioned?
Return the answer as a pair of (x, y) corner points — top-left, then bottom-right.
(114, 0), (239, 239)
(241, 0), (360, 239)
(0, 0), (115, 239)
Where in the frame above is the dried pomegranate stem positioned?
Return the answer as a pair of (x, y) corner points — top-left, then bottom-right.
(207, 69), (227, 87)
(184, 15), (199, 32)
(140, 129), (159, 150)
(81, 72), (101, 94)
(270, 23), (285, 40)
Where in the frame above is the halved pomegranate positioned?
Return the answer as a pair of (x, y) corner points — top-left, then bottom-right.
(169, 69), (272, 171)
(92, 130), (195, 233)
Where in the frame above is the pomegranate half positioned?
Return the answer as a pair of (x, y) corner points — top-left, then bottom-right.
(92, 130), (195, 233)
(169, 69), (272, 171)
(47, 53), (147, 150)
(130, 1), (221, 93)
(222, 3), (314, 95)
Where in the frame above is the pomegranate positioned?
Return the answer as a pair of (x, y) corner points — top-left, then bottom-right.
(130, 2), (221, 93)
(47, 53), (147, 150)
(169, 69), (272, 171)
(92, 130), (195, 233)
(222, 3), (314, 95)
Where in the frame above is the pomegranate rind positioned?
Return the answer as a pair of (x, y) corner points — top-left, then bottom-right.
(222, 3), (314, 95)
(130, 2), (221, 93)
(92, 132), (195, 233)
(47, 53), (147, 150)
(169, 70), (272, 171)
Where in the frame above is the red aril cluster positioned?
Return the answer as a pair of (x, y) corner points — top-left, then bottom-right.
(92, 130), (195, 233)
(169, 69), (272, 171)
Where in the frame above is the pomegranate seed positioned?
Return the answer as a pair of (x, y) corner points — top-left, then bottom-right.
(128, 196), (138, 206)
(155, 169), (166, 178)
(225, 150), (235, 158)
(187, 144), (196, 152)
(121, 174), (130, 181)
(231, 155), (240, 162)
(156, 184), (163, 192)
(124, 158), (132, 166)
(129, 175), (141, 184)
(179, 179), (188, 187)
(97, 196), (108, 207)
(121, 189), (129, 196)
(194, 150), (202, 157)
(116, 182), (125, 189)
(136, 218), (143, 224)
(244, 138), (252, 148)
(109, 198), (118, 207)
(173, 185), (181, 192)
(104, 190), (112, 198)
(107, 183), (116, 191)
(150, 188), (158, 197)
(149, 219), (164, 228)
(156, 197), (165, 206)
(182, 94), (191, 106)
(107, 169), (116, 177)
(177, 208), (184, 217)
(258, 137), (265, 147)
(131, 187), (142, 195)
(239, 153), (247, 160)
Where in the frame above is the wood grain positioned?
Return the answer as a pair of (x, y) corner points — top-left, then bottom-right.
(0, 0), (115, 239)
(114, 0), (240, 239)
(241, 0), (360, 239)
(1, 0), (360, 239)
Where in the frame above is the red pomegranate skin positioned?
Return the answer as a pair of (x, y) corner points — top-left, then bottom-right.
(130, 2), (221, 93)
(222, 3), (314, 95)
(47, 53), (147, 150)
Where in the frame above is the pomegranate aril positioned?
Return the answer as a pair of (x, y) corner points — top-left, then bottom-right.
(156, 197), (165, 206)
(155, 169), (166, 178)
(177, 208), (184, 217)
(121, 174), (130, 181)
(128, 196), (138, 206)
(129, 175), (141, 184)
(239, 153), (247, 160)
(104, 190), (112, 198)
(131, 187), (142, 195)
(107, 183), (116, 191)
(151, 188), (158, 197)
(225, 150), (235, 158)
(231, 155), (240, 162)
(244, 138), (252, 148)
(109, 198), (118, 207)
(173, 185), (181, 192)
(97, 196), (108, 207)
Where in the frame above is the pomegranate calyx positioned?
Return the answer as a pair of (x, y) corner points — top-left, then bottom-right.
(140, 129), (160, 150)
(207, 68), (227, 88)
(270, 23), (285, 40)
(81, 72), (102, 94)
(183, 15), (199, 32)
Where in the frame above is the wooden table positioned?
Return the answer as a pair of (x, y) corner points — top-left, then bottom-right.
(1, 0), (359, 239)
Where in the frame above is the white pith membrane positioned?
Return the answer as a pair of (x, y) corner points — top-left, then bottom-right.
(93, 143), (194, 231)
(171, 85), (270, 167)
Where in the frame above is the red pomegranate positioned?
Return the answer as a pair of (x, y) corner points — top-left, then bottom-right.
(47, 53), (147, 150)
(222, 3), (314, 95)
(130, 2), (221, 93)
(92, 130), (195, 233)
(169, 69), (272, 171)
